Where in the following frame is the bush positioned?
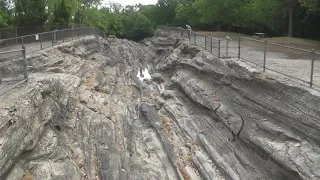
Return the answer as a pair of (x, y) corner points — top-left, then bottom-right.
(121, 12), (154, 40)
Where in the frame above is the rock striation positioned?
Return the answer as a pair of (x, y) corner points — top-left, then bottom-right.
(0, 33), (319, 180)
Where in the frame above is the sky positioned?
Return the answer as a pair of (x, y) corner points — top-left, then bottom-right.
(102, 0), (158, 6)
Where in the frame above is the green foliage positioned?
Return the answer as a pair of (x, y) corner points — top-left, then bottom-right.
(52, 0), (73, 25)
(193, 0), (244, 26)
(85, 6), (153, 40)
(14, 0), (48, 26)
(139, 5), (158, 28)
(175, 0), (200, 26)
(122, 12), (153, 40)
(85, 8), (109, 32)
(0, 0), (317, 40)
(240, 0), (284, 31)
(299, 0), (320, 15)
(156, 0), (179, 25)
(0, 11), (6, 26)
(74, 0), (102, 23)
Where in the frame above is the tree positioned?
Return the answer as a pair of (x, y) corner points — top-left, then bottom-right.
(85, 7), (110, 32)
(74, 0), (101, 23)
(52, 0), (73, 25)
(122, 12), (153, 40)
(175, 0), (199, 27)
(193, 0), (245, 31)
(299, 0), (320, 14)
(14, 0), (48, 26)
(139, 5), (158, 28)
(0, 0), (11, 27)
(288, 0), (294, 36)
(239, 0), (284, 32)
(155, 0), (179, 25)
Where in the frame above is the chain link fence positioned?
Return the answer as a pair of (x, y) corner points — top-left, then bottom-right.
(0, 27), (105, 53)
(0, 27), (106, 96)
(0, 48), (27, 95)
(160, 27), (320, 88)
(0, 24), (89, 40)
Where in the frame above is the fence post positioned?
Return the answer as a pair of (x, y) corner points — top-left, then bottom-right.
(40, 34), (42, 50)
(205, 36), (207, 49)
(63, 30), (65, 43)
(263, 40), (267, 71)
(310, 48), (315, 87)
(226, 40), (229, 57)
(52, 31), (54, 46)
(211, 38), (213, 52)
(22, 46), (28, 81)
(218, 39), (221, 58)
(21, 37), (24, 49)
(238, 35), (241, 60)
(16, 27), (18, 44)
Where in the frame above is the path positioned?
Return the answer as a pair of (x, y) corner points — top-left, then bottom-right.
(193, 35), (320, 88)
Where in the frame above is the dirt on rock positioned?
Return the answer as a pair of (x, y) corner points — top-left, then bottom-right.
(0, 33), (319, 180)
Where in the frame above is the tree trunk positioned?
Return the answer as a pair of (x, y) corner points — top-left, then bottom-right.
(217, 24), (221, 31)
(228, 24), (231, 32)
(288, 0), (293, 37)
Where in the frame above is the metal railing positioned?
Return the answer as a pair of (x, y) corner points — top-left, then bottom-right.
(161, 27), (320, 88)
(0, 47), (27, 96)
(0, 24), (89, 40)
(0, 27), (106, 53)
(0, 27), (106, 96)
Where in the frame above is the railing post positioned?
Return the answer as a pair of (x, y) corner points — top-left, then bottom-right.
(310, 48), (315, 87)
(54, 30), (57, 44)
(22, 46), (28, 81)
(16, 27), (18, 44)
(263, 40), (267, 71)
(238, 35), (241, 60)
(226, 40), (229, 57)
(40, 34), (42, 50)
(211, 37), (213, 52)
(218, 39), (221, 58)
(205, 36), (207, 49)
(21, 37), (24, 49)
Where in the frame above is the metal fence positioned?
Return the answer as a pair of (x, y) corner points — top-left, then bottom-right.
(0, 27), (106, 96)
(0, 27), (106, 53)
(0, 24), (89, 40)
(0, 47), (27, 96)
(160, 27), (320, 88)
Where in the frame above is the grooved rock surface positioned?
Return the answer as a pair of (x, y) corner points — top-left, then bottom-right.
(0, 34), (319, 180)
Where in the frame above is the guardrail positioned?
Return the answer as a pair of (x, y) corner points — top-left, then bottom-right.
(0, 24), (89, 40)
(161, 27), (320, 88)
(0, 27), (106, 96)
